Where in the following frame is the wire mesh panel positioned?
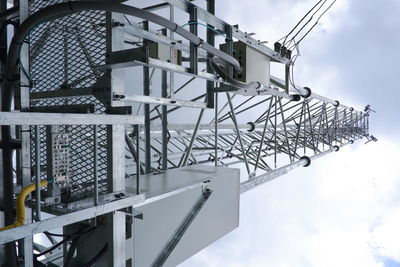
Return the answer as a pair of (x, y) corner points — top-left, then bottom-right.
(29, 0), (109, 200)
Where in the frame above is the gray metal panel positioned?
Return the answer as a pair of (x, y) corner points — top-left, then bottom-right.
(128, 166), (240, 267)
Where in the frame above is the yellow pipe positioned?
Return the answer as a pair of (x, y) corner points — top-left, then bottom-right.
(0, 180), (48, 231)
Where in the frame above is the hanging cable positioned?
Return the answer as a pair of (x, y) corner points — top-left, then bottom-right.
(284, 0), (328, 48)
(279, 0), (336, 97)
(289, 43), (301, 92)
(280, 0), (325, 46)
(275, 0), (336, 60)
(291, 0), (337, 49)
(34, 225), (96, 258)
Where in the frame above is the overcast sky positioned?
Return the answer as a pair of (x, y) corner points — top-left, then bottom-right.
(180, 0), (400, 266)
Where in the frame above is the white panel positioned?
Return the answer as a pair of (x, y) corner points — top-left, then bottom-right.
(246, 45), (271, 86)
(128, 166), (240, 267)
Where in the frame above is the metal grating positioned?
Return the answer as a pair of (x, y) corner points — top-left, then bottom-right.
(29, 0), (109, 200)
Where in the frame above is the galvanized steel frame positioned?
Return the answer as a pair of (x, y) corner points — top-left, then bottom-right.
(0, 0), (370, 266)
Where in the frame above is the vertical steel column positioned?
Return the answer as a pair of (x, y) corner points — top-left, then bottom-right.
(206, 0), (215, 108)
(18, 0), (33, 264)
(207, 0), (217, 165)
(0, 0), (7, 214)
(214, 92), (218, 166)
(135, 125), (140, 194)
(0, 1), (10, 265)
(189, 5), (198, 75)
(168, 4), (175, 166)
(169, 5), (175, 99)
(93, 125), (99, 206)
(143, 21), (151, 173)
(274, 96), (277, 168)
(35, 126), (41, 220)
(161, 28), (168, 171)
(106, 9), (126, 266)
(106, 124), (127, 265)
(224, 26), (235, 169)
(225, 26), (233, 77)
(45, 126), (60, 197)
(1, 22), (15, 267)
(285, 64), (290, 94)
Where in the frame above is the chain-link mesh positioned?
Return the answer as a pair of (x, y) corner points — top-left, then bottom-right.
(29, 0), (109, 200)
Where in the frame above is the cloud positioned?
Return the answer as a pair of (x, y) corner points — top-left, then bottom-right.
(180, 139), (400, 267)
(180, 0), (400, 266)
(371, 207), (400, 262)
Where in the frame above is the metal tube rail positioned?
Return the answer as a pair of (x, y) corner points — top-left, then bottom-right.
(240, 143), (345, 194)
(93, 125), (99, 206)
(273, 75), (355, 110)
(240, 157), (309, 194)
(34, 126), (41, 221)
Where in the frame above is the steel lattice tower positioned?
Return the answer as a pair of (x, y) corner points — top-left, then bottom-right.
(0, 0), (372, 266)
(131, 91), (368, 193)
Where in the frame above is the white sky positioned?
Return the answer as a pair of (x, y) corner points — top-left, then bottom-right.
(180, 0), (400, 266)
(181, 140), (400, 267)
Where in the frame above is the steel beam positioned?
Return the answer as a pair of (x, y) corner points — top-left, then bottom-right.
(143, 21), (151, 174)
(189, 4), (198, 75)
(0, 112), (144, 125)
(161, 28), (169, 171)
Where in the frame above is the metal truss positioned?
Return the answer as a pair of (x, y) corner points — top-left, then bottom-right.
(0, 0), (371, 266)
(127, 90), (368, 192)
